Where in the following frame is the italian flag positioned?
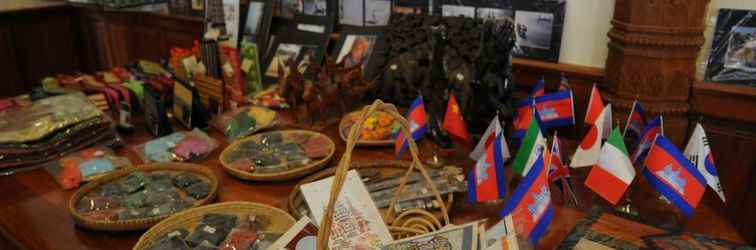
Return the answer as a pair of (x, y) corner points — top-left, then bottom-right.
(584, 127), (636, 205)
(571, 104), (611, 168)
(512, 114), (546, 176)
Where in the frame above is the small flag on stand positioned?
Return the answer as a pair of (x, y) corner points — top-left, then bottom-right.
(469, 115), (510, 162)
(500, 149), (553, 246)
(534, 90), (575, 129)
(631, 116), (663, 165)
(512, 114), (547, 176)
(395, 95), (427, 158)
(684, 123), (726, 203)
(531, 78), (546, 98)
(513, 98), (536, 140)
(623, 100), (647, 139)
(443, 93), (472, 148)
(548, 132), (578, 205)
(571, 105), (611, 168)
(643, 135), (707, 216)
(584, 84), (605, 126)
(467, 132), (508, 203)
(584, 127), (636, 205)
(559, 73), (571, 91)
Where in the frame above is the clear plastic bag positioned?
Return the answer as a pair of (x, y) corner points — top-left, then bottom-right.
(46, 146), (131, 190)
(704, 9), (756, 86)
(133, 129), (219, 163)
(212, 106), (278, 141)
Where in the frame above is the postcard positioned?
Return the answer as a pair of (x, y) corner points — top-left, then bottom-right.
(381, 222), (479, 250)
(301, 170), (393, 249)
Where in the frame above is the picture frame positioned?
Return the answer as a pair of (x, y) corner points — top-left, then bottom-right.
(334, 30), (387, 80)
(704, 9), (756, 87)
(242, 0), (274, 56)
(432, 0), (564, 62)
(337, 0), (393, 28)
(261, 38), (327, 85)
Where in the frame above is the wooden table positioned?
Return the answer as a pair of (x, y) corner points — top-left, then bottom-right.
(0, 120), (746, 250)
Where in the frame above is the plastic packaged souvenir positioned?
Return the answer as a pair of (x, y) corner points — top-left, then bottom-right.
(134, 129), (219, 163)
(0, 93), (103, 144)
(46, 146), (131, 190)
(213, 106), (277, 141)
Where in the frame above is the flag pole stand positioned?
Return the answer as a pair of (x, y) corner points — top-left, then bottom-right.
(426, 143), (445, 168)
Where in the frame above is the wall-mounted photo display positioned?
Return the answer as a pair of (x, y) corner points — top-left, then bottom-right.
(303, 0), (328, 16)
(705, 9), (756, 87)
(432, 0), (563, 62)
(338, 0), (392, 27)
(242, 0), (274, 54)
(334, 31), (387, 80)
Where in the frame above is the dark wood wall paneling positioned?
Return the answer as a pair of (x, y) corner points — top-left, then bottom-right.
(0, 7), (80, 97)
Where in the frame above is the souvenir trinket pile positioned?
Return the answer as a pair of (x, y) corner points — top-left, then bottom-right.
(144, 213), (281, 250)
(213, 105), (277, 141)
(340, 110), (401, 142)
(0, 93), (120, 172)
(133, 129), (219, 163)
(75, 171), (211, 222)
(46, 146), (132, 190)
(222, 131), (332, 174)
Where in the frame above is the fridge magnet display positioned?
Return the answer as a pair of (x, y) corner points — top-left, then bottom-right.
(705, 9), (756, 86)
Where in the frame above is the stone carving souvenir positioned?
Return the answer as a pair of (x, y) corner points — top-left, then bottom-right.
(186, 213), (238, 247)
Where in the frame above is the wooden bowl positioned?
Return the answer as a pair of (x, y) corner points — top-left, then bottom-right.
(287, 160), (454, 221)
(338, 110), (398, 146)
(133, 201), (296, 250)
(219, 130), (335, 182)
(68, 163), (220, 231)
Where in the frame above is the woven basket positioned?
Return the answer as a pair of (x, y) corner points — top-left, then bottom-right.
(132, 201), (296, 250)
(219, 130), (335, 181)
(338, 109), (396, 146)
(68, 163), (220, 231)
(315, 100), (450, 249)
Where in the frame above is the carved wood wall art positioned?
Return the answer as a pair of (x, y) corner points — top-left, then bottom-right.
(604, 0), (711, 145)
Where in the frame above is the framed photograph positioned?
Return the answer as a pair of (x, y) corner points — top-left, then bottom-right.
(242, 0), (274, 54)
(222, 0), (241, 47)
(337, 34), (377, 69)
(339, 0), (364, 26)
(476, 7), (513, 21)
(262, 37), (327, 84)
(365, 0), (391, 26)
(302, 0), (327, 16)
(264, 43), (303, 78)
(706, 9), (756, 86)
(442, 4), (475, 18)
(279, 0), (300, 19)
(514, 10), (553, 50)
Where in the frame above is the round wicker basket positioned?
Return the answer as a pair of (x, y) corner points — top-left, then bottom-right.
(219, 129), (335, 182)
(68, 163), (220, 231)
(132, 201), (295, 250)
(338, 109), (397, 146)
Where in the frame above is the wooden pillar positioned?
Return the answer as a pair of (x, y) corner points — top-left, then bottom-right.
(605, 0), (710, 145)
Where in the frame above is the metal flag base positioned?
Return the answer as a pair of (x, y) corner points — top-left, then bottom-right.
(615, 198), (640, 216)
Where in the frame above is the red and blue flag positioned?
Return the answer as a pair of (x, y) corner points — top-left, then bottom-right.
(531, 78), (546, 98)
(513, 98), (536, 140)
(631, 116), (663, 165)
(467, 132), (507, 203)
(500, 149), (553, 245)
(624, 100), (647, 139)
(535, 90), (575, 129)
(395, 95), (427, 158)
(643, 135), (707, 216)
(559, 73), (570, 91)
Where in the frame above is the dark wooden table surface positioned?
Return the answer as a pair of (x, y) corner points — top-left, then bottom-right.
(0, 118), (746, 250)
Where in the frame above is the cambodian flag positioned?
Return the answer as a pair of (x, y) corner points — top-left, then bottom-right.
(395, 95), (427, 158)
(535, 90), (575, 129)
(643, 135), (707, 216)
(500, 149), (553, 245)
(467, 132), (507, 203)
(631, 116), (663, 165)
(513, 98), (536, 140)
(531, 78), (546, 98)
(623, 100), (647, 139)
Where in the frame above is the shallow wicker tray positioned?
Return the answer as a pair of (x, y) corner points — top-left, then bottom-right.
(287, 160), (453, 221)
(133, 201), (296, 250)
(338, 110), (396, 146)
(68, 163), (220, 231)
(219, 129), (335, 182)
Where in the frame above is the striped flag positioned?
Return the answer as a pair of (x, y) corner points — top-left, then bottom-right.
(467, 132), (508, 203)
(585, 127), (636, 205)
(395, 95), (427, 158)
(643, 135), (707, 216)
(512, 113), (547, 176)
(584, 84), (604, 126)
(499, 148), (553, 245)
